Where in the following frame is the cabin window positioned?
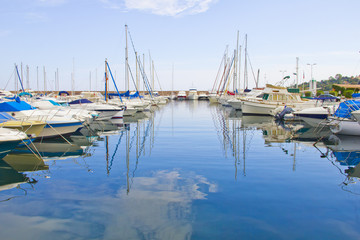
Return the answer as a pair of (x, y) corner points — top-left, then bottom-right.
(263, 94), (269, 100)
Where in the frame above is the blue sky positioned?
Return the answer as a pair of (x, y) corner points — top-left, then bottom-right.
(1, 0), (360, 91)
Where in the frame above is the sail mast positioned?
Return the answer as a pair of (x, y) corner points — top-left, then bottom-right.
(105, 59), (109, 102)
(244, 34), (248, 90)
(234, 30), (239, 94)
(125, 24), (129, 91)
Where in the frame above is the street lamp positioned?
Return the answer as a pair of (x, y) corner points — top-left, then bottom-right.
(307, 63), (317, 96)
(280, 70), (287, 79)
(307, 63), (317, 80)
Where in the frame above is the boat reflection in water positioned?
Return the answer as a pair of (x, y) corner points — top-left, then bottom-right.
(322, 134), (360, 191)
(0, 159), (32, 193)
(0, 153), (48, 199)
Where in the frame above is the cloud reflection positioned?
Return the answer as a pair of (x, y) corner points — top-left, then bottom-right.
(0, 170), (217, 240)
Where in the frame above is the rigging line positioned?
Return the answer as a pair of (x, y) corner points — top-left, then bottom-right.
(246, 51), (258, 86)
(212, 49), (227, 92)
(128, 125), (139, 151)
(136, 56), (154, 97)
(106, 61), (123, 102)
(220, 54), (235, 96)
(127, 62), (140, 93)
(108, 132), (124, 173)
(4, 68), (15, 90)
(153, 66), (163, 92)
(127, 26), (153, 94)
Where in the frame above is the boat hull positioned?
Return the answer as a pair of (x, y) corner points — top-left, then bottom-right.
(241, 101), (279, 115)
(39, 121), (83, 138)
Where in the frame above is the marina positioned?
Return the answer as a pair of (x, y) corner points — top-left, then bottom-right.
(2, 1), (360, 239)
(0, 99), (360, 239)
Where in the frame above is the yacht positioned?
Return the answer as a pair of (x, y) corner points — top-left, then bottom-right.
(177, 91), (187, 100)
(241, 84), (316, 115)
(187, 88), (198, 100)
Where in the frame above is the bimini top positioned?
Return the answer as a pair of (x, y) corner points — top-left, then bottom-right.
(0, 100), (36, 112)
(0, 112), (16, 123)
(68, 99), (93, 105)
(333, 100), (360, 118)
(59, 91), (70, 96)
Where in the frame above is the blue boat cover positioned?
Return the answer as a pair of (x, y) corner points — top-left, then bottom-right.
(352, 93), (360, 98)
(333, 100), (360, 118)
(68, 99), (93, 105)
(0, 112), (16, 123)
(59, 91), (70, 96)
(0, 101), (36, 112)
(333, 151), (360, 166)
(108, 91), (143, 99)
(312, 96), (338, 101)
(18, 92), (33, 97)
(120, 91), (130, 97)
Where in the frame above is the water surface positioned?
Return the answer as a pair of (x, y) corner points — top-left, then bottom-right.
(0, 101), (359, 240)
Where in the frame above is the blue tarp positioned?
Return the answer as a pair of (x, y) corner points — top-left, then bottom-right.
(120, 91), (130, 97)
(312, 96), (338, 101)
(108, 91), (142, 99)
(68, 99), (93, 105)
(0, 112), (16, 123)
(59, 91), (70, 96)
(333, 100), (360, 118)
(18, 92), (33, 97)
(0, 101), (36, 112)
(352, 93), (360, 98)
(333, 151), (360, 166)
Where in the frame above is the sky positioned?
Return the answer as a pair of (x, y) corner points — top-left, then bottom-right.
(1, 0), (360, 92)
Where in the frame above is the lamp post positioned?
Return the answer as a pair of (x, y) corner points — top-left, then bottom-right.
(280, 70), (287, 79)
(307, 63), (317, 96)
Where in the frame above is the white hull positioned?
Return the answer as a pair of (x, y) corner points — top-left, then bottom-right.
(187, 95), (198, 100)
(123, 108), (137, 116)
(330, 119), (360, 136)
(227, 99), (242, 110)
(241, 101), (279, 115)
(351, 110), (360, 125)
(39, 121), (83, 138)
(96, 110), (123, 120)
(111, 110), (124, 119)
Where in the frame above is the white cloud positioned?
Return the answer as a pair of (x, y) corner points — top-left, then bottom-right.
(102, 0), (217, 16)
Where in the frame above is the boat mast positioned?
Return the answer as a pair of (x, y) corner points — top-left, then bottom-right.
(234, 30), (239, 94)
(21, 63), (23, 90)
(72, 58), (75, 96)
(244, 34), (248, 90)
(136, 52), (139, 92)
(238, 45), (242, 91)
(57, 68), (59, 91)
(172, 63), (174, 97)
(43, 66), (46, 95)
(89, 71), (91, 91)
(36, 66), (39, 91)
(125, 24), (129, 92)
(26, 65), (29, 90)
(256, 69), (260, 88)
(105, 58), (109, 102)
(296, 57), (299, 88)
(152, 60), (154, 92)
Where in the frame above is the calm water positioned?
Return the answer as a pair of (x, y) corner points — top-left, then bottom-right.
(0, 101), (360, 239)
